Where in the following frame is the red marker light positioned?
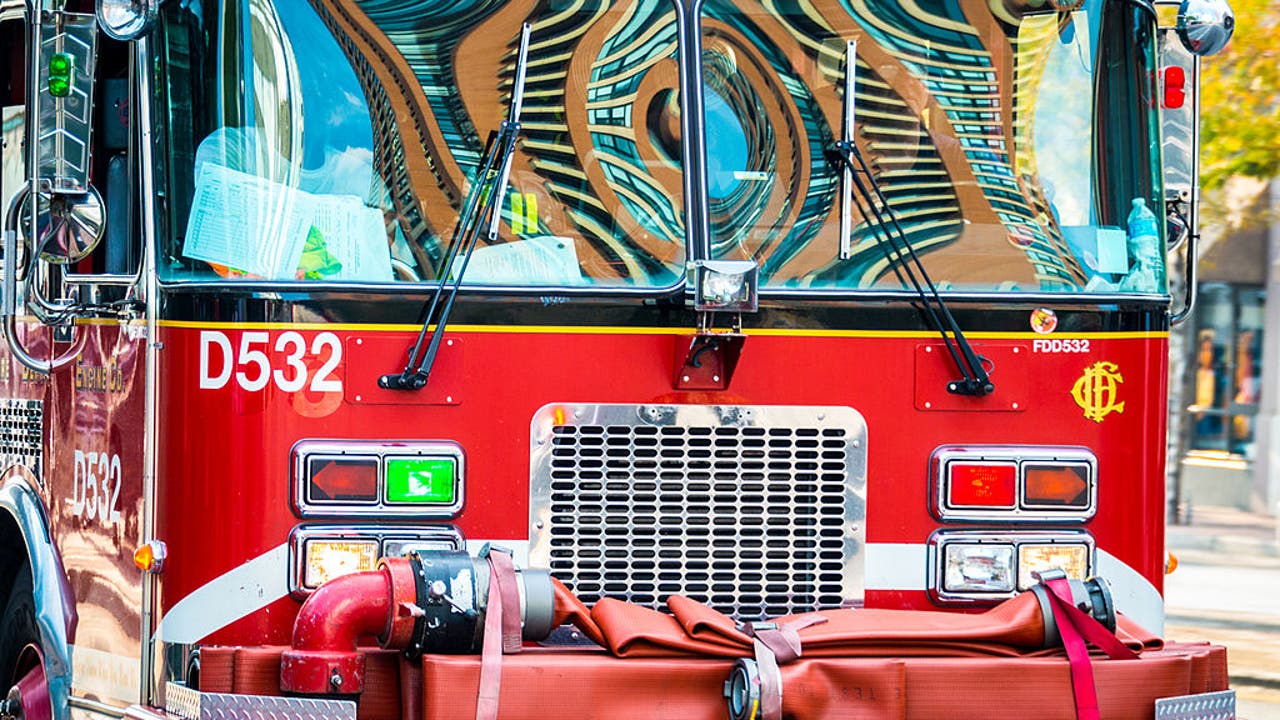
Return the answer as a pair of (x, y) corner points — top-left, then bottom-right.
(948, 463), (1016, 508)
(1163, 66), (1186, 109)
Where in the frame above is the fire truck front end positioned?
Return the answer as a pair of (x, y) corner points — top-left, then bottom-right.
(0, 0), (1244, 718)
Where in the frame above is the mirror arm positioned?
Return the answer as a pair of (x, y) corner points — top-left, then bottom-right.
(2, 194), (83, 373)
(1170, 229), (1198, 325)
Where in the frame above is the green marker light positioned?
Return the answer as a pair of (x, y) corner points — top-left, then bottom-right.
(48, 52), (74, 98)
(385, 457), (456, 505)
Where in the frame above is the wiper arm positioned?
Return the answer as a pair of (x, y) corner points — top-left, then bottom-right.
(830, 139), (994, 396)
(379, 23), (532, 391)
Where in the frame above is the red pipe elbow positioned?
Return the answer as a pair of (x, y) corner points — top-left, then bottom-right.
(280, 558), (420, 695)
(279, 569), (393, 695)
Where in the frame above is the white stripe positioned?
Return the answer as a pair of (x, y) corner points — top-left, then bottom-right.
(1096, 549), (1164, 636)
(865, 543), (928, 590)
(154, 544), (290, 644)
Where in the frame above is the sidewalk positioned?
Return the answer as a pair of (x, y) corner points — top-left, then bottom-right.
(1163, 504), (1280, 700)
(1165, 505), (1280, 562)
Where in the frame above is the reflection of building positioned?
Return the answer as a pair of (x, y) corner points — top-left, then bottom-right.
(306, 0), (686, 283)
(1174, 179), (1279, 515)
(702, 0), (1089, 288)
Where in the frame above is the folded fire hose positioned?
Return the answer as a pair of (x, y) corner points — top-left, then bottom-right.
(257, 550), (1227, 720)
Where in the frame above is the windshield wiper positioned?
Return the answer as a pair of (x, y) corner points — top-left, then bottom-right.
(379, 23), (532, 391)
(830, 139), (994, 396)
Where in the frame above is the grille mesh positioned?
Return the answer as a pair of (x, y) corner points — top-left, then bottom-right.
(543, 421), (852, 620)
(0, 399), (43, 480)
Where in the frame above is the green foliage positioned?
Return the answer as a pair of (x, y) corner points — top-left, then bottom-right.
(1199, 0), (1280, 191)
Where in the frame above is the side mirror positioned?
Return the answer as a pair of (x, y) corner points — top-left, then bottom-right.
(24, 11), (103, 263)
(96, 0), (159, 41)
(1176, 0), (1235, 57)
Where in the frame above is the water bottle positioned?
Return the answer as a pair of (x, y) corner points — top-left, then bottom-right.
(1121, 198), (1163, 292)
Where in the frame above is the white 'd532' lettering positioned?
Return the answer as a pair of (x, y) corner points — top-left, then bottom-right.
(199, 330), (343, 392)
(69, 450), (122, 525)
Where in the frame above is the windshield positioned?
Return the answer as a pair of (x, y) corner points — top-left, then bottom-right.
(156, 0), (686, 287)
(703, 0), (1164, 293)
(155, 0), (1164, 295)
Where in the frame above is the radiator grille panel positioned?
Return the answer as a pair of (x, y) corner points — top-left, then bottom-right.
(0, 399), (44, 481)
(530, 405), (865, 621)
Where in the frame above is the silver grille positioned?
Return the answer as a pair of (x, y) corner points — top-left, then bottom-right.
(0, 399), (43, 482)
(530, 404), (866, 621)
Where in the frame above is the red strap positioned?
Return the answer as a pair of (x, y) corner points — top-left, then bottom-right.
(1043, 577), (1139, 720)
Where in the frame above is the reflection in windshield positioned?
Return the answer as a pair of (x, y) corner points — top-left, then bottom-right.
(161, 0), (686, 286)
(702, 0), (1164, 293)
(158, 0), (1162, 293)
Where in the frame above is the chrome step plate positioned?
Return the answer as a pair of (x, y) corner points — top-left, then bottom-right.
(1155, 690), (1236, 720)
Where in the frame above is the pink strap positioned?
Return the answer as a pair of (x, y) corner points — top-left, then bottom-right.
(745, 616), (829, 720)
(489, 550), (523, 654)
(1043, 577), (1139, 720)
(748, 616), (828, 665)
(476, 549), (520, 720)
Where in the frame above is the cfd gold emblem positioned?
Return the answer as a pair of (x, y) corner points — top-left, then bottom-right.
(1071, 361), (1125, 423)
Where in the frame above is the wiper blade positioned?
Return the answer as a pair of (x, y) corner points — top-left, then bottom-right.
(830, 139), (994, 396)
(379, 23), (532, 391)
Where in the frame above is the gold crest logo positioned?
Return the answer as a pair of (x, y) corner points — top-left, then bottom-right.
(1071, 361), (1125, 423)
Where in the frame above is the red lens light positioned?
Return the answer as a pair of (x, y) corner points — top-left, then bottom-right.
(948, 463), (1016, 508)
(1023, 464), (1089, 507)
(1163, 66), (1186, 109)
(307, 457), (378, 502)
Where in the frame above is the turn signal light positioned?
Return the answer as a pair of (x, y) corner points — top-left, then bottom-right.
(303, 539), (378, 588)
(948, 463), (1016, 508)
(133, 540), (167, 573)
(1023, 464), (1090, 507)
(1017, 543), (1089, 590)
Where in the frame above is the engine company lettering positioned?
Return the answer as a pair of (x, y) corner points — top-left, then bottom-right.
(75, 360), (126, 393)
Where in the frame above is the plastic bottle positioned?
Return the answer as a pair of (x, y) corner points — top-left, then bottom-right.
(1120, 197), (1163, 292)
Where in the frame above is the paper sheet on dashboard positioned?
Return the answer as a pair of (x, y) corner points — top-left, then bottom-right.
(451, 235), (583, 285)
(184, 163), (393, 281)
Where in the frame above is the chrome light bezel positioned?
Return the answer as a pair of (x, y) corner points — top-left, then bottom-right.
(928, 530), (1095, 604)
(931, 445), (1097, 523)
(291, 440), (465, 519)
(287, 523), (463, 597)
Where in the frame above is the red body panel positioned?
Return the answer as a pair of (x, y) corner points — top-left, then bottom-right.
(155, 323), (1168, 645)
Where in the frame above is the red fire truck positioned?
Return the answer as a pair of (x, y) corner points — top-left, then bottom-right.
(0, 0), (1242, 717)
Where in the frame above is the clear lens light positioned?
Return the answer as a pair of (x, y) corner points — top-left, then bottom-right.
(97, 0), (157, 40)
(702, 271), (748, 306)
(1017, 544), (1089, 590)
(944, 544), (1015, 593)
(303, 539), (378, 588)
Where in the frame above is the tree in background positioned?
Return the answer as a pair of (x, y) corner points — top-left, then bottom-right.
(1199, 0), (1279, 194)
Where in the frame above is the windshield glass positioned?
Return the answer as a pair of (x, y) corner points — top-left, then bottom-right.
(156, 0), (685, 286)
(155, 0), (1163, 294)
(702, 0), (1164, 293)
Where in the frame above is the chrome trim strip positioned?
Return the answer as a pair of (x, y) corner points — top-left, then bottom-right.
(69, 696), (127, 718)
(286, 524), (463, 597)
(927, 530), (1095, 604)
(0, 477), (74, 720)
(930, 445), (1098, 523)
(290, 440), (465, 519)
(137, 32), (163, 707)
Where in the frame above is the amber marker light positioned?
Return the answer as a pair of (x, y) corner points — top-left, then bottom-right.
(133, 540), (167, 573)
